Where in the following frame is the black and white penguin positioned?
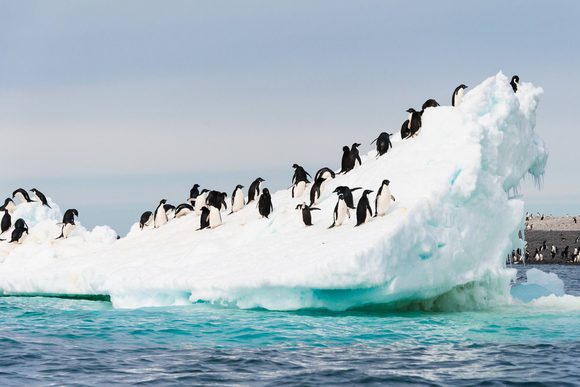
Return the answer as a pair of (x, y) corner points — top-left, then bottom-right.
(198, 207), (211, 230)
(174, 203), (194, 218)
(314, 167), (336, 182)
(400, 119), (410, 140)
(329, 194), (350, 228)
(374, 179), (396, 217)
(291, 164), (311, 198)
(206, 191), (228, 211)
(139, 211), (153, 229)
(248, 178), (265, 202)
(340, 146), (351, 174)
(1, 209), (11, 236)
(341, 143), (362, 173)
(189, 184), (201, 204)
(194, 189), (210, 215)
(295, 203), (320, 226)
(12, 188), (33, 204)
(421, 99), (440, 113)
(258, 188), (273, 218)
(154, 199), (168, 228)
(510, 75), (519, 93)
(230, 184), (245, 214)
(452, 84), (468, 107)
(371, 132), (392, 157)
(309, 176), (326, 206)
(0, 198), (17, 214)
(56, 209), (78, 239)
(9, 219), (28, 244)
(355, 190), (373, 226)
(208, 205), (222, 228)
(30, 188), (51, 208)
(350, 143), (362, 167)
(405, 108), (422, 137)
(163, 204), (176, 219)
(333, 186), (362, 209)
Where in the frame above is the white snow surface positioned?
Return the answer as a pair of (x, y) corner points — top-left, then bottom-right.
(0, 73), (548, 310)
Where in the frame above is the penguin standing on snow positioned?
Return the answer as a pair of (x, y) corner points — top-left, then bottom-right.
(314, 167), (335, 182)
(248, 178), (265, 202)
(194, 189), (210, 215)
(333, 186), (362, 209)
(56, 209), (78, 239)
(208, 205), (222, 228)
(30, 188), (51, 208)
(189, 184), (200, 205)
(355, 190), (373, 226)
(341, 143), (362, 173)
(510, 75), (519, 93)
(163, 203), (176, 219)
(452, 84), (468, 107)
(139, 211), (153, 229)
(406, 108), (422, 137)
(329, 194), (350, 228)
(154, 199), (168, 228)
(174, 203), (194, 218)
(198, 207), (211, 230)
(374, 179), (396, 217)
(291, 164), (311, 198)
(230, 184), (245, 214)
(258, 188), (273, 218)
(421, 99), (440, 114)
(206, 191), (228, 211)
(9, 219), (28, 243)
(340, 146), (352, 174)
(295, 203), (320, 226)
(0, 198), (17, 214)
(12, 188), (33, 204)
(309, 176), (326, 206)
(371, 132), (392, 157)
(1, 209), (11, 236)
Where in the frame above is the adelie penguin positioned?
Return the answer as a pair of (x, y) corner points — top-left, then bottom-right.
(139, 211), (153, 229)
(206, 191), (228, 211)
(30, 188), (51, 208)
(355, 190), (374, 226)
(374, 179), (396, 217)
(230, 184), (245, 214)
(1, 209), (11, 236)
(174, 203), (194, 218)
(340, 143), (362, 174)
(56, 209), (78, 239)
(189, 184), (200, 204)
(421, 99), (440, 114)
(194, 189), (210, 215)
(309, 176), (326, 206)
(258, 188), (273, 218)
(371, 132), (392, 157)
(314, 167), (335, 182)
(163, 203), (176, 219)
(405, 108), (422, 138)
(248, 178), (265, 202)
(333, 186), (362, 209)
(329, 194), (350, 228)
(0, 198), (16, 214)
(154, 199), (168, 228)
(295, 203), (320, 226)
(12, 188), (33, 204)
(8, 219), (28, 244)
(291, 164), (311, 198)
(198, 207), (211, 230)
(452, 84), (468, 107)
(510, 75), (519, 93)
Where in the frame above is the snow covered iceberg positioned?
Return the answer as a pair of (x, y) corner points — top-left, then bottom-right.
(0, 73), (547, 310)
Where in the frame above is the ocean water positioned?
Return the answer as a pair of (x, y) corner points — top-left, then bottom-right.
(1, 265), (580, 386)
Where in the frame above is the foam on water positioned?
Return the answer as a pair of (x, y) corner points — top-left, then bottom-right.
(0, 73), (551, 310)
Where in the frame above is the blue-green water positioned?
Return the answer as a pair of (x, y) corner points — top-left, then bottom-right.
(1, 265), (580, 386)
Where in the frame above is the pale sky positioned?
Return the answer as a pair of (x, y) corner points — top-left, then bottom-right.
(1, 1), (579, 233)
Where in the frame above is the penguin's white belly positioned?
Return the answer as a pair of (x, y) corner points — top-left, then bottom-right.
(209, 206), (222, 228)
(232, 193), (244, 212)
(456, 89), (464, 106)
(5, 202), (16, 214)
(194, 194), (207, 215)
(155, 209), (168, 227)
(63, 223), (75, 239)
(293, 181), (306, 197)
(335, 202), (349, 227)
(14, 192), (27, 204)
(376, 191), (392, 216)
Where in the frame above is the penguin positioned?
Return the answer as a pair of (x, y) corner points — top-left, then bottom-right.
(208, 205), (222, 228)
(248, 178), (265, 202)
(510, 75), (519, 93)
(374, 179), (396, 217)
(163, 204), (176, 219)
(350, 143), (362, 167)
(230, 184), (245, 214)
(206, 191), (228, 211)
(174, 203), (194, 218)
(56, 223), (76, 239)
(291, 164), (311, 198)
(400, 119), (411, 140)
(421, 99), (440, 113)
(371, 132), (392, 157)
(258, 188), (273, 218)
(295, 203), (320, 226)
(452, 84), (468, 107)
(341, 143), (362, 174)
(62, 209), (78, 225)
(333, 186), (362, 209)
(1, 210), (11, 236)
(309, 176), (326, 205)
(139, 211), (153, 229)
(355, 190), (373, 226)
(314, 167), (336, 182)
(189, 184), (200, 204)
(12, 188), (33, 204)
(0, 198), (17, 214)
(329, 194), (350, 228)
(406, 108), (422, 137)
(154, 199), (168, 228)
(339, 146), (351, 174)
(30, 188), (51, 208)
(9, 225), (28, 244)
(198, 207), (211, 230)
(194, 189), (210, 215)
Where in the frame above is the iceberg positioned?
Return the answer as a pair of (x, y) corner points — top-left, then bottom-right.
(0, 72), (548, 310)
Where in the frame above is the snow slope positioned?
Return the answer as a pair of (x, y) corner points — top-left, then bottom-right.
(0, 73), (548, 310)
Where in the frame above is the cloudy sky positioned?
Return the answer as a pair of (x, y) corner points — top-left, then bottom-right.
(1, 1), (579, 233)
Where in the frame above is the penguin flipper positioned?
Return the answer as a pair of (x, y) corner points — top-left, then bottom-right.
(391, 195), (396, 201)
(351, 187), (362, 192)
(310, 208), (321, 211)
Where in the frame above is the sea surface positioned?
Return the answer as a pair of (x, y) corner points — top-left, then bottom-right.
(1, 265), (580, 386)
